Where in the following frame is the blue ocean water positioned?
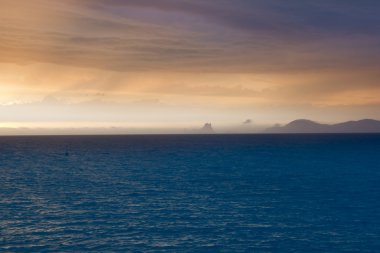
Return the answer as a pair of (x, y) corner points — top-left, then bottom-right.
(0, 134), (380, 252)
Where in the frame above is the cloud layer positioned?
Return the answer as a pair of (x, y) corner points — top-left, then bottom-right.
(1, 0), (380, 128)
(2, 0), (380, 72)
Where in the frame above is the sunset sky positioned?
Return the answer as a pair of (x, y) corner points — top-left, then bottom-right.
(1, 0), (380, 133)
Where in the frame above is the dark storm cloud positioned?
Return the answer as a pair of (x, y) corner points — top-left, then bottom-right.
(92, 0), (380, 36)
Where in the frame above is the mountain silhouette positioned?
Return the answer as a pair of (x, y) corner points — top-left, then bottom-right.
(266, 119), (380, 133)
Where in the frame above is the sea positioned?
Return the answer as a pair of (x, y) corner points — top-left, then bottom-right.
(1, 134), (379, 252)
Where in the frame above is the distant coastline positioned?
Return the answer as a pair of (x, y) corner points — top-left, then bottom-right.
(1, 119), (380, 135)
(265, 119), (380, 133)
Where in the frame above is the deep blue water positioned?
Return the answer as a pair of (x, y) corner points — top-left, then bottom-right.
(1, 134), (380, 252)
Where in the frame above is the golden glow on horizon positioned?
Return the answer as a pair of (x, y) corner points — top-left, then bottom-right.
(0, 121), (200, 129)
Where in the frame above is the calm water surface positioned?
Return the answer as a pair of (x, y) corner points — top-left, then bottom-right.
(1, 134), (380, 252)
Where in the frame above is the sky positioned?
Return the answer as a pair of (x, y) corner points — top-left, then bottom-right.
(1, 0), (380, 133)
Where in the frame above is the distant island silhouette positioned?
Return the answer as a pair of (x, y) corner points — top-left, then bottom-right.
(200, 123), (214, 133)
(265, 119), (380, 133)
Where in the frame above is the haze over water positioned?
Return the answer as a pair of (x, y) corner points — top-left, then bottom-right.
(1, 134), (379, 252)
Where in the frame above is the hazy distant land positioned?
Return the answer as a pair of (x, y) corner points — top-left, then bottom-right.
(1, 119), (380, 135)
(265, 119), (380, 133)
